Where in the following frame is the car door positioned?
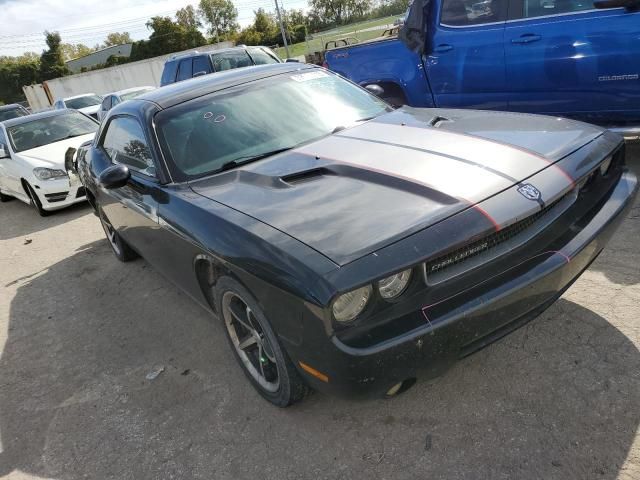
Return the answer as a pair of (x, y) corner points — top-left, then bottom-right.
(0, 126), (23, 197)
(98, 115), (161, 256)
(504, 0), (640, 123)
(425, 0), (508, 109)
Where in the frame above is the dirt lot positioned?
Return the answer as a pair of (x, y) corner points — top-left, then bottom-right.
(0, 146), (638, 480)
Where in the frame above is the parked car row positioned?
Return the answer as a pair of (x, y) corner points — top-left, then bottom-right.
(2, 45), (638, 407)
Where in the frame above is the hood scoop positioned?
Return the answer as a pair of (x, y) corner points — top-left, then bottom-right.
(429, 116), (453, 128)
(281, 167), (333, 185)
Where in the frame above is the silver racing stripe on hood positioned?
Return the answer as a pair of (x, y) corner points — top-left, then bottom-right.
(336, 122), (560, 183)
(295, 136), (514, 205)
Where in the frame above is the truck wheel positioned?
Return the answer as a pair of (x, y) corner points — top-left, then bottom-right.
(215, 276), (310, 407)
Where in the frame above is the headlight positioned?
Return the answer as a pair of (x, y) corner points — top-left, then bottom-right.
(599, 156), (612, 176)
(333, 285), (372, 323)
(33, 167), (68, 181)
(378, 269), (412, 300)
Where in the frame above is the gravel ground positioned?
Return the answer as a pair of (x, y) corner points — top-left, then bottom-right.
(0, 146), (638, 480)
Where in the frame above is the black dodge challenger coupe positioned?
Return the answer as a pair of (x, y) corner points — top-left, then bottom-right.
(76, 63), (638, 406)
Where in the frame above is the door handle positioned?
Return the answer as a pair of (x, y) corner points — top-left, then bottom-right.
(511, 34), (541, 44)
(434, 44), (453, 53)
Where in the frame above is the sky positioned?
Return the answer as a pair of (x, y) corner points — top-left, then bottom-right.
(0, 0), (309, 57)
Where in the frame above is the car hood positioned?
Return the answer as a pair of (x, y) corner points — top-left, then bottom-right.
(191, 108), (604, 266)
(18, 133), (96, 169)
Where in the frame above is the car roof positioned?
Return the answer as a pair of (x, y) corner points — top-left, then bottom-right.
(138, 63), (315, 109)
(61, 93), (99, 101)
(0, 103), (26, 111)
(2, 108), (75, 127)
(167, 45), (268, 62)
(108, 86), (155, 97)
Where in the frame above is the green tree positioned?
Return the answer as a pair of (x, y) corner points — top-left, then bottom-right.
(40, 31), (69, 81)
(198, 0), (239, 42)
(60, 43), (95, 61)
(0, 53), (41, 104)
(103, 32), (133, 47)
(309, 0), (372, 26)
(176, 5), (201, 29)
(129, 16), (206, 62)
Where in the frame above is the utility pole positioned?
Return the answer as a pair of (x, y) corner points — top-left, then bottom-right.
(274, 0), (290, 59)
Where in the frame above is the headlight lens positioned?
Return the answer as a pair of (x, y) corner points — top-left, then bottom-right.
(33, 167), (68, 181)
(599, 156), (612, 176)
(333, 285), (372, 323)
(378, 269), (412, 300)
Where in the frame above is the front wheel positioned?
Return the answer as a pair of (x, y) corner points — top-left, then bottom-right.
(98, 206), (138, 262)
(215, 277), (310, 407)
(25, 183), (49, 217)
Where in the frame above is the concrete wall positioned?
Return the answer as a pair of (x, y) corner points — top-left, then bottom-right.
(23, 42), (234, 110)
(66, 44), (133, 74)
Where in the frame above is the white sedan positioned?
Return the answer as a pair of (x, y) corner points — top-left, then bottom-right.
(0, 109), (98, 216)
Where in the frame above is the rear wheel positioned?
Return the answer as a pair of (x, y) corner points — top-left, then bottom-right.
(215, 277), (310, 407)
(98, 206), (138, 262)
(25, 183), (49, 217)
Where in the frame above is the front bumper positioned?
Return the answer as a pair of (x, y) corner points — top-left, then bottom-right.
(297, 171), (638, 398)
(35, 173), (86, 211)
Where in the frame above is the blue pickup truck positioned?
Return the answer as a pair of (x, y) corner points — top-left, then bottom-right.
(324, 0), (640, 139)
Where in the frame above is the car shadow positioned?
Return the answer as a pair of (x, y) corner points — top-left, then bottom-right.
(588, 144), (640, 286)
(0, 240), (638, 479)
(0, 199), (91, 241)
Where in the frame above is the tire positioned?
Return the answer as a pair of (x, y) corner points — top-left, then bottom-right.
(25, 183), (49, 217)
(0, 190), (13, 202)
(383, 95), (406, 108)
(215, 276), (310, 407)
(98, 206), (138, 262)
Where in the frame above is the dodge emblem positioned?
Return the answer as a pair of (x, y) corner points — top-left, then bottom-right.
(517, 183), (541, 201)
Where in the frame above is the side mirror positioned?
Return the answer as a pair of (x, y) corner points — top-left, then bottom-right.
(364, 84), (385, 97)
(193, 71), (208, 78)
(0, 144), (8, 159)
(99, 164), (130, 190)
(594, 0), (639, 8)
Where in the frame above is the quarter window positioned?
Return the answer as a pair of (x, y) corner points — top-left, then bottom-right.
(102, 117), (155, 177)
(193, 56), (211, 75)
(522, 0), (592, 18)
(248, 48), (280, 65)
(177, 58), (193, 81)
(101, 96), (112, 110)
(441, 0), (505, 25)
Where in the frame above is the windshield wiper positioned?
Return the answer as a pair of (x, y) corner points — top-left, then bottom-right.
(217, 146), (296, 173)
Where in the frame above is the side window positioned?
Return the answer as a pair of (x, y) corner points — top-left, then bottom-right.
(0, 128), (7, 149)
(248, 48), (280, 65)
(522, 0), (592, 18)
(55, 100), (64, 109)
(161, 61), (178, 85)
(193, 56), (211, 75)
(210, 51), (252, 72)
(101, 96), (112, 110)
(112, 96), (121, 107)
(177, 58), (193, 81)
(101, 116), (155, 177)
(441, 0), (505, 26)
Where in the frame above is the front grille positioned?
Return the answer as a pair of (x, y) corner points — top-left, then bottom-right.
(424, 192), (573, 283)
(44, 191), (69, 203)
(76, 186), (86, 198)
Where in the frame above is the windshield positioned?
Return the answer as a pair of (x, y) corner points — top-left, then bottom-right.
(8, 111), (98, 152)
(120, 88), (153, 102)
(156, 70), (389, 180)
(0, 107), (28, 122)
(65, 95), (102, 109)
